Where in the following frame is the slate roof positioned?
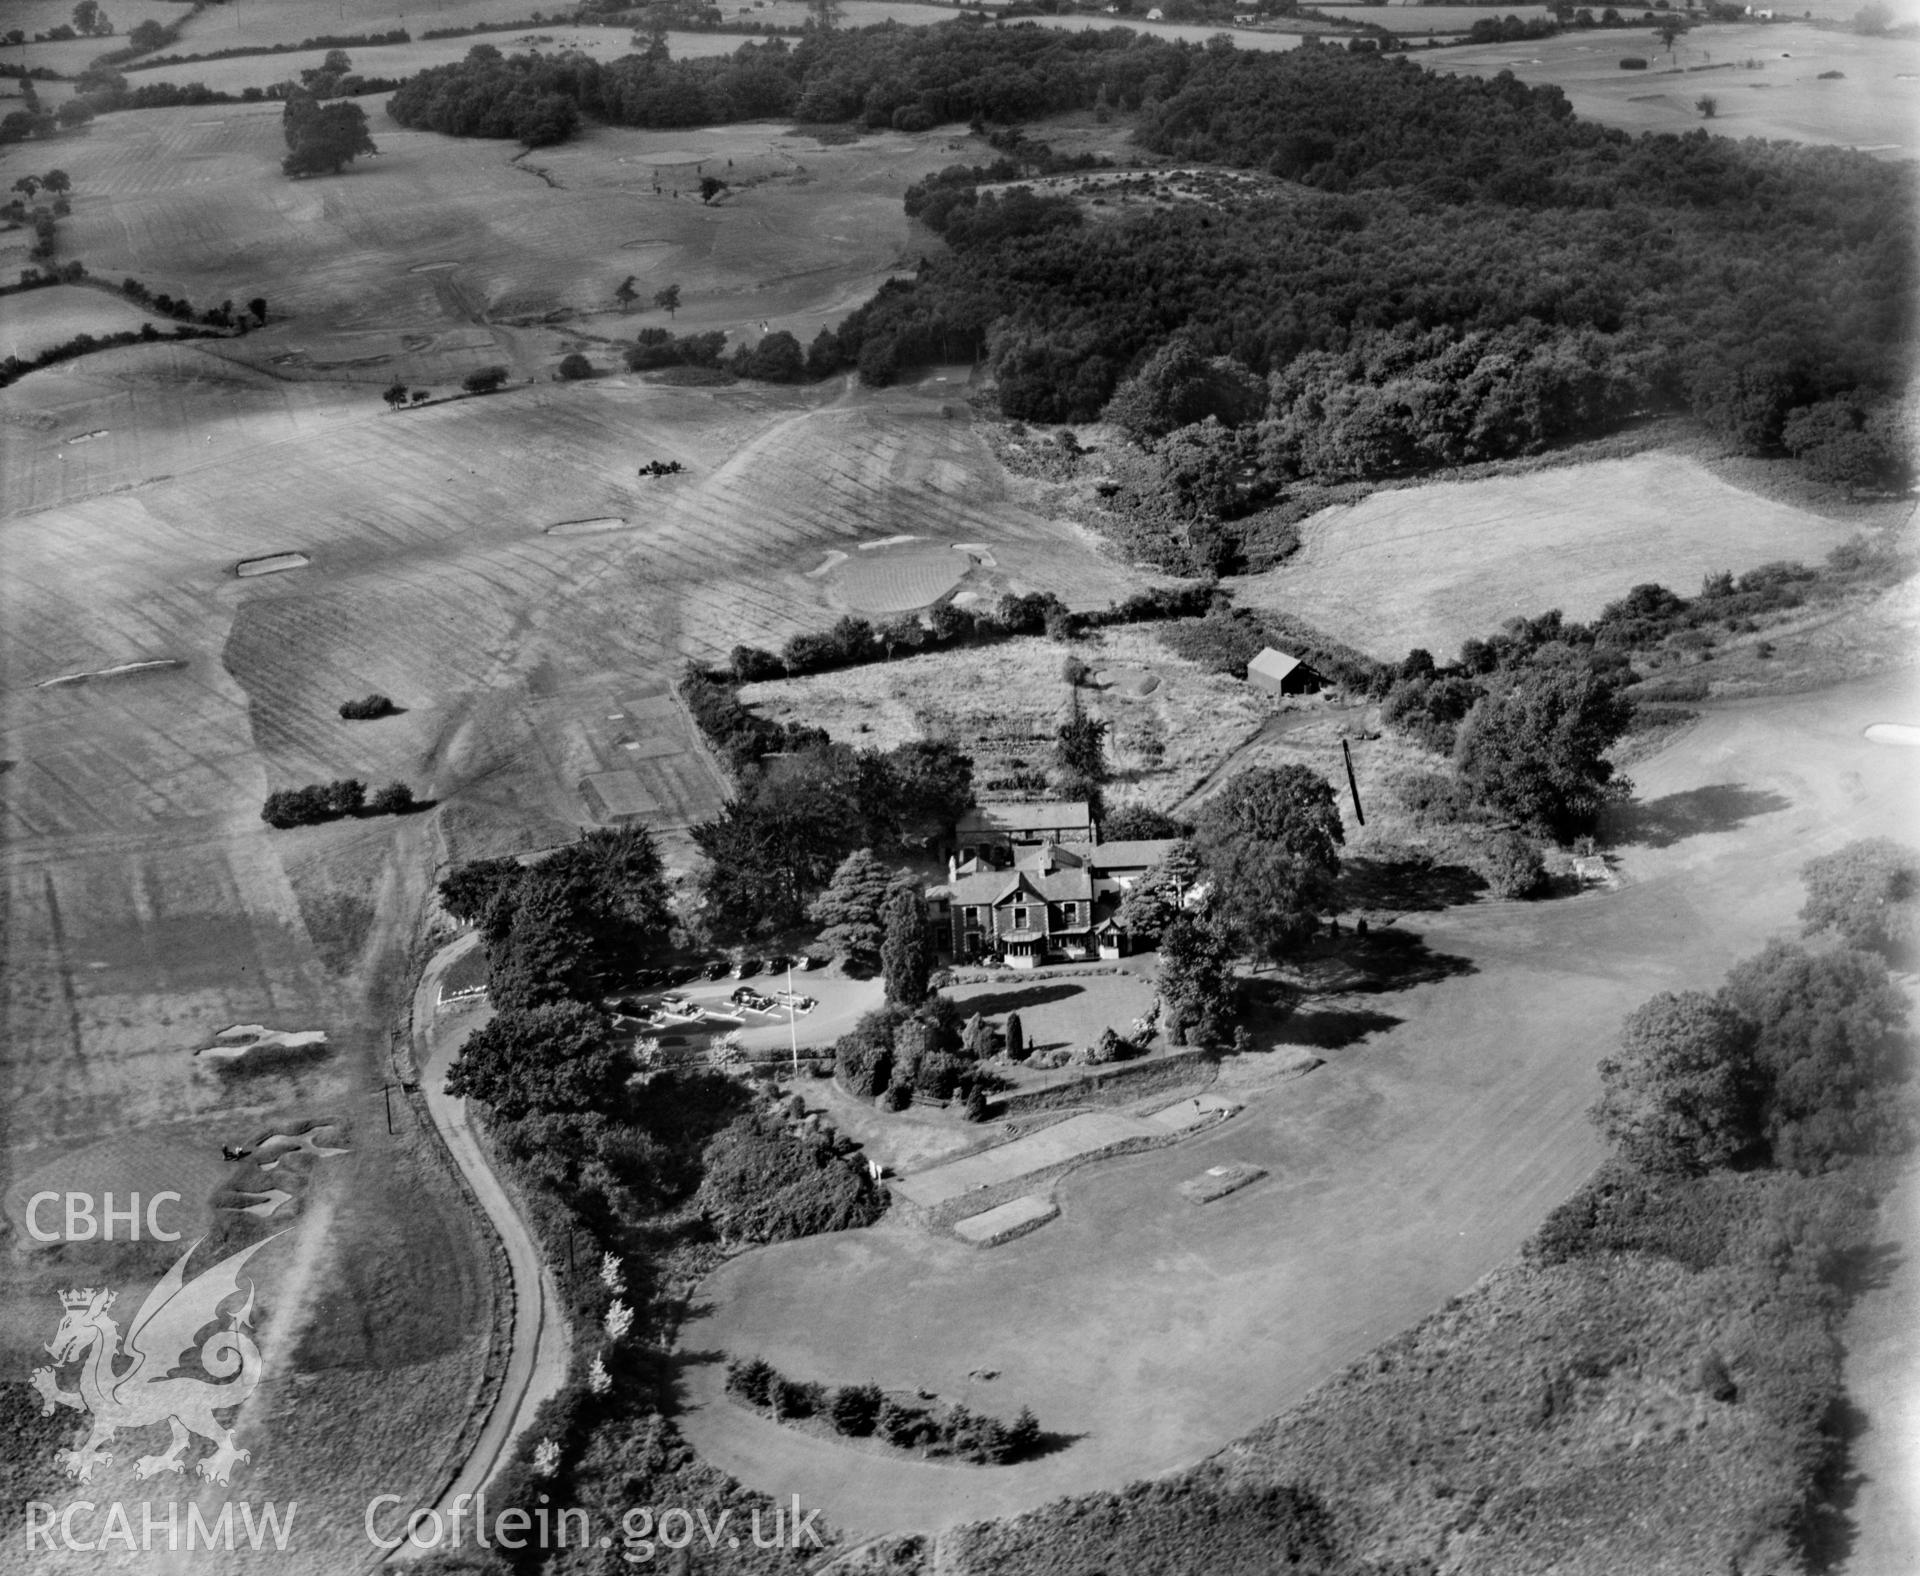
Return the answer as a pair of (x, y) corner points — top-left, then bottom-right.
(956, 801), (1094, 836)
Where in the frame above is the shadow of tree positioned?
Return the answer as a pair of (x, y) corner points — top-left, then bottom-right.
(1603, 783), (1792, 849)
(946, 981), (1088, 1017)
(1339, 855), (1487, 913)
(1020, 1428), (1084, 1462)
(1282, 1005), (1402, 1048)
(1286, 929), (1478, 995)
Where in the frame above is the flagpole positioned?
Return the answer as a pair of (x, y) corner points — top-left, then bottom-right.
(787, 959), (799, 1078)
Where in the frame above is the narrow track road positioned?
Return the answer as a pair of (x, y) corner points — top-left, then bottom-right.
(394, 933), (571, 1559)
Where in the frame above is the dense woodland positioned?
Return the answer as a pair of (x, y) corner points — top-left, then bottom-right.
(385, 25), (1909, 537)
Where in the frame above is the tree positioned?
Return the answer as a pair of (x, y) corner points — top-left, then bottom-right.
(557, 351), (593, 380)
(1721, 941), (1910, 1173)
(698, 174), (728, 204)
(382, 379), (408, 408)
(1102, 803), (1186, 841)
(1104, 336), (1264, 445)
(654, 283), (681, 318)
(1480, 829), (1547, 899)
(808, 849), (895, 970)
(1157, 908), (1237, 1045)
(1694, 95), (1716, 118)
(1454, 665), (1633, 840)
(1004, 1012), (1026, 1062)
(1005, 1406), (1041, 1460)
(248, 297), (267, 323)
(962, 1012), (994, 1061)
(1798, 838), (1918, 960)
(438, 856), (524, 937)
(614, 275), (638, 311)
(12, 176), (40, 199)
(1117, 842), (1203, 943)
(71, 2), (99, 32)
(830, 1384), (884, 1436)
(745, 330), (805, 383)
(463, 364), (510, 394)
(887, 739), (974, 830)
(1055, 708), (1109, 782)
(1590, 991), (1761, 1175)
(280, 95), (375, 176)
(881, 885), (933, 1006)
(128, 18), (166, 50)
(445, 1001), (625, 1120)
(368, 782), (415, 815)
(55, 101), (93, 129)
(1193, 766), (1344, 961)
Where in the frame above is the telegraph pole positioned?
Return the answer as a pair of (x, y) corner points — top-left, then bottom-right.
(1341, 738), (1365, 827)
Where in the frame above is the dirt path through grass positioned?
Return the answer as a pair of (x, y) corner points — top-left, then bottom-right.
(674, 670), (1920, 1541)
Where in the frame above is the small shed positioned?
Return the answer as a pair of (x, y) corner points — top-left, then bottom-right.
(1246, 646), (1324, 697)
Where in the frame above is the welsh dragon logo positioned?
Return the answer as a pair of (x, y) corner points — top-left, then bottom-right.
(29, 1234), (281, 1486)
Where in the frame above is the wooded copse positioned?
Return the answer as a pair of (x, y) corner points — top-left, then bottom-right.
(384, 30), (1907, 509)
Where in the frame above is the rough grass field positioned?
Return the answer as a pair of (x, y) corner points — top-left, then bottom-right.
(0, 285), (160, 362)
(677, 670), (1920, 1540)
(1230, 452), (1868, 663)
(742, 627), (1263, 810)
(1433, 24), (1920, 150)
(44, 104), (977, 346)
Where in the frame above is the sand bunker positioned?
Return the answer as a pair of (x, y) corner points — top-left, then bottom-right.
(227, 1187), (295, 1217)
(250, 1124), (350, 1171)
(1865, 723), (1920, 747)
(952, 541), (998, 567)
(1094, 666), (1162, 698)
(833, 543), (970, 613)
(546, 517), (629, 535)
(235, 552), (311, 577)
(37, 659), (184, 688)
(859, 534), (920, 550)
(196, 1024), (329, 1062)
(1178, 1162), (1268, 1204)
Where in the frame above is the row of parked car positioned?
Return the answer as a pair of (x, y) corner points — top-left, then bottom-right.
(625, 953), (824, 991)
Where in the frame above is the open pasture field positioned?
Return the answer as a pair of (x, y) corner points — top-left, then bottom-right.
(1230, 452), (1867, 663)
(45, 103), (966, 342)
(1432, 24), (1920, 149)
(1315, 2), (1550, 30)
(678, 669), (1920, 1539)
(123, 25), (771, 96)
(0, 283), (160, 362)
(742, 625), (1264, 811)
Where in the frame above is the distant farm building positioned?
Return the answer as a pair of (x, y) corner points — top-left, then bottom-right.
(955, 800), (1094, 861)
(1246, 647), (1324, 697)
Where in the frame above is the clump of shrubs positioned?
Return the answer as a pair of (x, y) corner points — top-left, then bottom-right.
(338, 693), (397, 720)
(1479, 829), (1548, 899)
(261, 778), (415, 828)
(725, 1357), (1042, 1464)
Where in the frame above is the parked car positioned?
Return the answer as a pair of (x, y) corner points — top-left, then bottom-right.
(729, 985), (758, 1006)
(764, 954), (792, 974)
(701, 959), (729, 980)
(658, 995), (698, 1018)
(797, 953), (825, 971)
(731, 957), (763, 979)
